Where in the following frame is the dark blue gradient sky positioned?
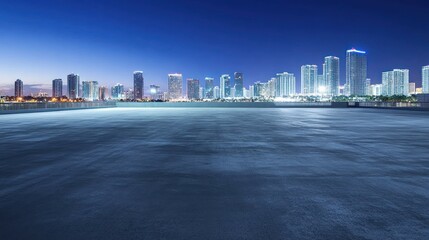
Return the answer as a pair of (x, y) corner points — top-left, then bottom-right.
(0, 0), (428, 94)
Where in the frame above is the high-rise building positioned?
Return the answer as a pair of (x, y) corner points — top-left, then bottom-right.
(346, 49), (367, 96)
(67, 73), (80, 99)
(323, 56), (340, 96)
(162, 92), (169, 101)
(204, 77), (214, 99)
(365, 78), (371, 95)
(150, 84), (161, 100)
(168, 73), (183, 100)
(382, 69), (409, 96)
(133, 71), (144, 100)
(52, 79), (62, 98)
(14, 79), (23, 98)
(111, 83), (125, 99)
(249, 85), (254, 98)
(317, 75), (324, 94)
(125, 88), (134, 100)
(423, 65), (429, 93)
(234, 72), (244, 98)
(213, 86), (220, 99)
(187, 79), (200, 100)
(409, 82), (416, 95)
(82, 81), (99, 101)
(266, 78), (275, 97)
(243, 87), (250, 98)
(99, 86), (108, 100)
(275, 72), (296, 97)
(220, 74), (231, 98)
(301, 65), (318, 95)
(253, 81), (265, 97)
(370, 84), (383, 96)
(261, 82), (271, 98)
(342, 84), (348, 96)
(230, 86), (236, 98)
(199, 87), (205, 99)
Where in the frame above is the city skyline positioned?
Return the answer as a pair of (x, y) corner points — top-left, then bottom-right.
(1, 1), (428, 95)
(1, 49), (428, 97)
(4, 59), (429, 99)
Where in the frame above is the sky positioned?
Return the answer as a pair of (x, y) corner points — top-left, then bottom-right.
(0, 0), (428, 95)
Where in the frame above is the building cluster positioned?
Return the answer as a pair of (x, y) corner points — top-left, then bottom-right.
(9, 48), (429, 101)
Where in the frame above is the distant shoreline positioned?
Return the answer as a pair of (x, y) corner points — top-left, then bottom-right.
(1, 101), (429, 115)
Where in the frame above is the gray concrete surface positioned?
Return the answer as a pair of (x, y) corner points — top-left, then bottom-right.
(0, 108), (428, 239)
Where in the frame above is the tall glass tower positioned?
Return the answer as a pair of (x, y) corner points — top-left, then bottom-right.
(382, 69), (409, 96)
(52, 79), (62, 98)
(423, 65), (429, 94)
(67, 73), (80, 99)
(99, 86), (108, 100)
(234, 72), (244, 98)
(133, 71), (144, 100)
(187, 79), (200, 100)
(220, 74), (231, 98)
(301, 65), (318, 95)
(168, 73), (183, 100)
(82, 81), (99, 101)
(149, 84), (161, 100)
(323, 56), (340, 96)
(204, 77), (214, 99)
(111, 83), (124, 99)
(14, 79), (23, 98)
(346, 49), (367, 96)
(275, 72), (296, 97)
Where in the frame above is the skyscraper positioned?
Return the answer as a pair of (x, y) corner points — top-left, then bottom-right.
(230, 86), (236, 98)
(249, 85), (254, 98)
(301, 65), (318, 95)
(275, 72), (296, 97)
(382, 69), (409, 96)
(370, 84), (383, 96)
(243, 87), (250, 98)
(267, 78), (276, 97)
(323, 56), (340, 96)
(253, 81), (269, 97)
(52, 79), (62, 98)
(423, 65), (429, 94)
(220, 74), (231, 98)
(234, 72), (244, 98)
(204, 77), (214, 99)
(82, 81), (99, 101)
(346, 49), (367, 96)
(133, 71), (144, 100)
(14, 79), (23, 98)
(99, 86), (108, 100)
(111, 83), (124, 99)
(187, 79), (200, 100)
(365, 78), (371, 95)
(168, 73), (183, 100)
(150, 84), (161, 100)
(199, 87), (205, 99)
(409, 82), (416, 95)
(67, 73), (80, 99)
(213, 86), (220, 99)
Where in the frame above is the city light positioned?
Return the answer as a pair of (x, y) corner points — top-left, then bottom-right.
(318, 86), (327, 94)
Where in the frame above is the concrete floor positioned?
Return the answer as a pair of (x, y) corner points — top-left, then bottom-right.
(0, 108), (428, 239)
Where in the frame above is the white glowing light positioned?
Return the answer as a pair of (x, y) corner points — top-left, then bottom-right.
(318, 86), (327, 93)
(347, 48), (366, 54)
